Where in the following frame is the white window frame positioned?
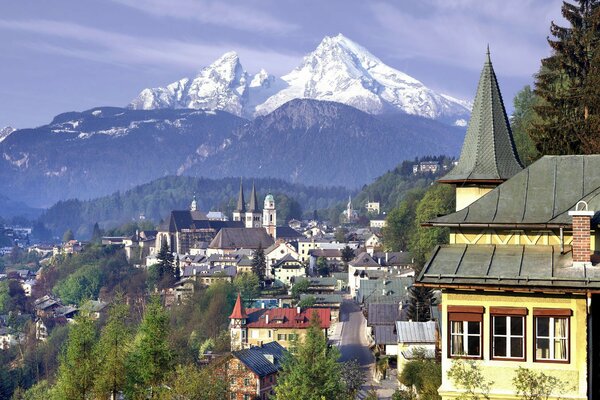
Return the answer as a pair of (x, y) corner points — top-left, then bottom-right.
(450, 320), (481, 357)
(535, 316), (569, 361)
(492, 315), (525, 360)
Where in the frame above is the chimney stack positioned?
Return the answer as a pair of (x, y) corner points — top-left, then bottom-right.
(569, 201), (594, 267)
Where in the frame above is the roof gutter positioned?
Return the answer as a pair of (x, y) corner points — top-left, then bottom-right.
(421, 222), (571, 229)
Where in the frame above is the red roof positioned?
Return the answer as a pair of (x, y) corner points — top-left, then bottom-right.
(229, 293), (248, 319)
(245, 307), (331, 329)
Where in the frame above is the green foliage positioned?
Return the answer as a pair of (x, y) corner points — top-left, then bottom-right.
(297, 295), (316, 308)
(393, 389), (418, 400)
(155, 240), (175, 289)
(398, 349), (441, 399)
(512, 367), (571, 400)
(125, 296), (173, 398)
(62, 229), (74, 243)
(447, 359), (493, 400)
(409, 184), (454, 269)
(341, 245), (355, 263)
(12, 380), (52, 400)
(53, 315), (98, 400)
(53, 264), (103, 305)
(275, 312), (343, 400)
(290, 278), (310, 300)
(334, 227), (348, 243)
(93, 298), (132, 399)
(233, 272), (260, 303)
(274, 193), (303, 224)
(511, 86), (541, 166)
(405, 286), (435, 322)
(90, 222), (103, 244)
(382, 188), (426, 251)
(164, 363), (229, 400)
(530, 0), (600, 155)
(251, 244), (266, 281)
(316, 256), (330, 276)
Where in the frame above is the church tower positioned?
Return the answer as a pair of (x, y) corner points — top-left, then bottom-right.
(190, 195), (198, 212)
(229, 293), (248, 351)
(233, 179), (246, 223)
(263, 193), (277, 238)
(438, 47), (523, 211)
(245, 181), (262, 228)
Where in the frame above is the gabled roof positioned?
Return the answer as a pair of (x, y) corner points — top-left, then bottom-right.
(374, 325), (397, 345)
(232, 342), (286, 377)
(439, 49), (522, 184)
(417, 244), (600, 291)
(275, 226), (303, 239)
(349, 252), (380, 268)
(273, 254), (303, 269)
(367, 303), (401, 326)
(245, 307), (330, 329)
(230, 293), (248, 319)
(209, 228), (274, 250)
(396, 321), (437, 344)
(431, 155), (600, 227)
(357, 276), (413, 305)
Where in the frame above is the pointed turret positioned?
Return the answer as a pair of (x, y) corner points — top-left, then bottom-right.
(439, 48), (522, 184)
(438, 48), (523, 211)
(248, 181), (259, 212)
(229, 293), (247, 319)
(236, 179), (246, 212)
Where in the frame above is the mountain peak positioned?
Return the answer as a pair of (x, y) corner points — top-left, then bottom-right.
(0, 126), (16, 143)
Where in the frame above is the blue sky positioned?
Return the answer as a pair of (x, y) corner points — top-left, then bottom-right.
(0, 0), (563, 128)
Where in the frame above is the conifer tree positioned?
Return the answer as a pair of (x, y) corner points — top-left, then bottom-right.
(53, 315), (97, 400)
(530, 0), (600, 154)
(93, 297), (131, 400)
(91, 222), (103, 244)
(275, 312), (343, 400)
(125, 296), (173, 399)
(251, 244), (266, 282)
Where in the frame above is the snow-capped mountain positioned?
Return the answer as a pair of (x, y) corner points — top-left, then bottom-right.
(0, 126), (15, 143)
(129, 34), (470, 124)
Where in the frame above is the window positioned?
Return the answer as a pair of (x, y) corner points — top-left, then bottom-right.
(448, 306), (484, 358)
(490, 307), (527, 360)
(277, 334), (287, 341)
(251, 330), (259, 339)
(534, 308), (572, 362)
(244, 378), (251, 386)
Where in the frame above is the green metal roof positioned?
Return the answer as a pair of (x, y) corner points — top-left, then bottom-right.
(432, 155), (600, 227)
(417, 244), (600, 290)
(439, 49), (522, 183)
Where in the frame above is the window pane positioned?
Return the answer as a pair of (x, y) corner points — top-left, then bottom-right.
(536, 338), (550, 359)
(554, 338), (568, 360)
(537, 317), (549, 337)
(468, 321), (480, 334)
(451, 334), (464, 355)
(451, 321), (464, 334)
(494, 316), (506, 335)
(554, 318), (567, 338)
(511, 317), (523, 336)
(467, 335), (480, 356)
(493, 336), (506, 357)
(511, 337), (524, 358)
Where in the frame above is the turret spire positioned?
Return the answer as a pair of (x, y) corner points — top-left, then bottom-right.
(229, 293), (247, 319)
(248, 180), (259, 212)
(438, 48), (522, 184)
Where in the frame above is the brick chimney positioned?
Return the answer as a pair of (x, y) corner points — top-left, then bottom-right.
(569, 201), (595, 267)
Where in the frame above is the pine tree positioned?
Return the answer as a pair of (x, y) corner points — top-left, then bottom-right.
(91, 222), (103, 244)
(251, 244), (266, 282)
(125, 296), (173, 399)
(174, 255), (181, 282)
(156, 240), (174, 288)
(275, 312), (343, 400)
(93, 297), (131, 400)
(406, 286), (435, 322)
(53, 315), (98, 399)
(530, 0), (600, 154)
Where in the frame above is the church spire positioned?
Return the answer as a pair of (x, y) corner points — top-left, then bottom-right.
(236, 178), (246, 212)
(229, 293), (247, 319)
(248, 180), (259, 212)
(438, 47), (522, 184)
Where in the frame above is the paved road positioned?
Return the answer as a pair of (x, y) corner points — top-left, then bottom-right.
(338, 300), (374, 368)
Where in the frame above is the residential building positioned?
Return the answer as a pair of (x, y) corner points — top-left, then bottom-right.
(396, 321), (437, 371)
(228, 341), (286, 400)
(366, 201), (381, 215)
(416, 50), (595, 399)
(229, 294), (330, 351)
(265, 242), (300, 273)
(271, 255), (305, 286)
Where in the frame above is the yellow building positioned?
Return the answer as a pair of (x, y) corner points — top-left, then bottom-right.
(229, 294), (330, 351)
(417, 50), (600, 399)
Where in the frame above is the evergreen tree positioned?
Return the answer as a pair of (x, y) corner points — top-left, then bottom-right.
(156, 240), (174, 288)
(251, 244), (266, 282)
(341, 245), (355, 264)
(530, 0), (600, 154)
(275, 312), (343, 400)
(53, 315), (98, 400)
(406, 286), (435, 322)
(90, 222), (103, 244)
(125, 296), (173, 399)
(174, 255), (181, 282)
(93, 297), (131, 400)
(62, 229), (74, 243)
(511, 86), (541, 166)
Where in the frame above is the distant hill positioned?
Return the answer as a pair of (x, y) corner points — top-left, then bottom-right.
(38, 176), (350, 238)
(0, 194), (42, 220)
(0, 100), (464, 208)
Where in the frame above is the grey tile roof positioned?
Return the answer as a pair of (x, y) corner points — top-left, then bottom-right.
(367, 303), (401, 326)
(209, 228), (274, 250)
(273, 254), (302, 269)
(350, 252), (380, 268)
(433, 155), (600, 227)
(418, 244), (600, 290)
(374, 325), (397, 345)
(276, 226), (303, 239)
(439, 50), (522, 183)
(357, 277), (413, 305)
(396, 321), (437, 344)
(299, 293), (343, 304)
(232, 341), (286, 377)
